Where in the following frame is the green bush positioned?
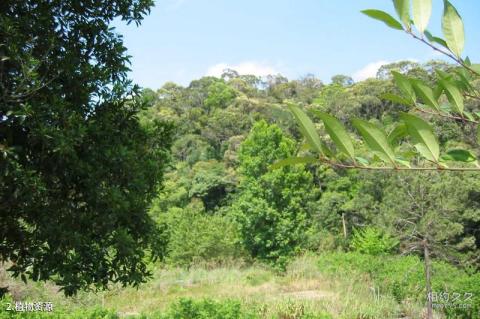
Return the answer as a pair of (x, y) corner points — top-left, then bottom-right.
(350, 227), (398, 255)
(154, 298), (332, 319)
(158, 298), (254, 319)
(317, 252), (480, 318)
(159, 201), (243, 266)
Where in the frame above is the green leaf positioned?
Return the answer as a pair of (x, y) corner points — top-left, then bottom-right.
(271, 156), (318, 169)
(392, 71), (415, 103)
(286, 103), (323, 154)
(395, 157), (412, 168)
(320, 141), (334, 158)
(361, 9), (403, 30)
(352, 119), (396, 165)
(424, 30), (448, 49)
(381, 93), (412, 106)
(463, 111), (474, 121)
(433, 84), (444, 100)
(388, 123), (408, 146)
(355, 156), (370, 166)
(410, 79), (440, 111)
(412, 0), (432, 32)
(441, 149), (476, 162)
(442, 0), (465, 58)
(465, 56), (471, 66)
(393, 0), (410, 26)
(440, 80), (464, 114)
(314, 111), (355, 160)
(455, 69), (474, 92)
(435, 69), (452, 80)
(400, 113), (440, 163)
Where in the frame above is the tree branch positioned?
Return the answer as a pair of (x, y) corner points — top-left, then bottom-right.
(406, 31), (480, 78)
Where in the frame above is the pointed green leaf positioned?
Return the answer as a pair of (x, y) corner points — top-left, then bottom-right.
(314, 111), (355, 160)
(395, 157), (412, 168)
(361, 10), (403, 30)
(440, 80), (464, 114)
(465, 56), (472, 66)
(433, 84), (444, 100)
(424, 30), (448, 49)
(355, 156), (370, 166)
(271, 156), (318, 169)
(441, 149), (476, 162)
(455, 69), (474, 92)
(392, 71), (415, 103)
(463, 111), (474, 121)
(442, 0), (465, 58)
(410, 79), (440, 111)
(400, 113), (439, 162)
(352, 119), (396, 165)
(412, 0), (432, 32)
(394, 0), (411, 26)
(286, 103), (323, 154)
(435, 69), (452, 80)
(381, 93), (412, 106)
(320, 141), (334, 158)
(388, 123), (408, 146)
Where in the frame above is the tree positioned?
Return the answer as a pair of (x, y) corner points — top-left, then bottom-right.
(376, 61), (420, 80)
(378, 172), (480, 317)
(188, 160), (236, 211)
(315, 169), (375, 241)
(204, 81), (237, 110)
(0, 0), (173, 295)
(232, 121), (317, 267)
(331, 74), (354, 87)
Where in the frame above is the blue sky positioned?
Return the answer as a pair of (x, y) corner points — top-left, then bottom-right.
(114, 0), (480, 89)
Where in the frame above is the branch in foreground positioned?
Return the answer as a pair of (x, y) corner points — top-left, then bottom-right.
(324, 159), (480, 172)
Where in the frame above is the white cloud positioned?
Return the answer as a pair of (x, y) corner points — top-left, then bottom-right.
(352, 59), (421, 82)
(352, 60), (389, 82)
(206, 61), (279, 78)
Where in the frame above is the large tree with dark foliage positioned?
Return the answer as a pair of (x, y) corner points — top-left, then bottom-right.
(0, 0), (172, 295)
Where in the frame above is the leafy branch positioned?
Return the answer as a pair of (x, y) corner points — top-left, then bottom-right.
(276, 0), (480, 173)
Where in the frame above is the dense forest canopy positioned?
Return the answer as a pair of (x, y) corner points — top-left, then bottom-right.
(143, 61), (480, 268)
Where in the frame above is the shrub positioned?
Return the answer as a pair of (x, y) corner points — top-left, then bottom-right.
(350, 227), (398, 255)
(160, 201), (243, 266)
(317, 252), (480, 318)
(158, 298), (254, 319)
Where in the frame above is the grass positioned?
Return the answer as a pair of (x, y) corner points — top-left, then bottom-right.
(1, 254), (442, 318)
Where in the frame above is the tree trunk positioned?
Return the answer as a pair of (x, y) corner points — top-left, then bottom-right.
(423, 239), (433, 319)
(341, 213), (347, 239)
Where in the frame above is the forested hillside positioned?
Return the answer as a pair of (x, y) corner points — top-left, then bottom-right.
(142, 63), (480, 271)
